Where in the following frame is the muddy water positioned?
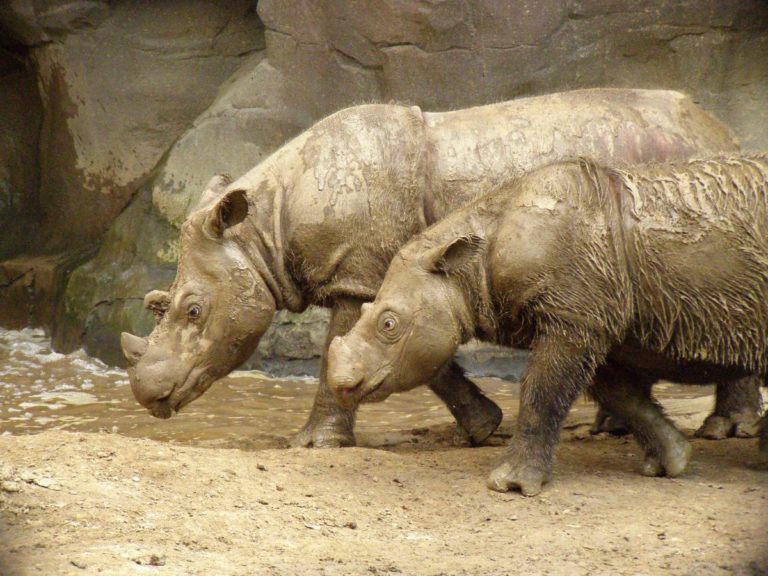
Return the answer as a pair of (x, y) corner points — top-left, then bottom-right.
(0, 328), (721, 449)
(0, 328), (521, 448)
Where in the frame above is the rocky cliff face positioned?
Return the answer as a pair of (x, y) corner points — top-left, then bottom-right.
(1, 0), (767, 370)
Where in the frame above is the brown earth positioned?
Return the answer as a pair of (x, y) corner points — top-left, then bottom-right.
(1, 409), (766, 576)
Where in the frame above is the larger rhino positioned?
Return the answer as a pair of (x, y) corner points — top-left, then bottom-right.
(120, 88), (762, 447)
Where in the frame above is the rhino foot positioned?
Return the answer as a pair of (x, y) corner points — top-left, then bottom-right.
(486, 459), (550, 497)
(641, 455), (665, 477)
(290, 419), (356, 448)
(459, 396), (503, 445)
(640, 435), (692, 478)
(695, 413), (760, 440)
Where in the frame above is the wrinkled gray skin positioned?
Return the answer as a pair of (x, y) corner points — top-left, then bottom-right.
(121, 88), (761, 447)
(328, 155), (768, 495)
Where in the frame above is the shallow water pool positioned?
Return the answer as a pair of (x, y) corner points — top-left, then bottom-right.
(0, 328), (724, 449)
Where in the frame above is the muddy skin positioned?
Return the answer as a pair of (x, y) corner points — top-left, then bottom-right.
(122, 89), (743, 448)
(328, 154), (768, 496)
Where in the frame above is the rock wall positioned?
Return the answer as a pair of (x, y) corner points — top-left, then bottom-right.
(1, 0), (767, 370)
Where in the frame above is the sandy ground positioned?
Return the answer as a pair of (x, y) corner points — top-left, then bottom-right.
(1, 415), (766, 576)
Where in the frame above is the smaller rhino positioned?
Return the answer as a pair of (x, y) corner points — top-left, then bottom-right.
(328, 154), (768, 496)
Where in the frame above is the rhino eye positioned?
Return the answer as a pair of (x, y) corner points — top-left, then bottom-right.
(187, 304), (202, 322)
(377, 313), (402, 342)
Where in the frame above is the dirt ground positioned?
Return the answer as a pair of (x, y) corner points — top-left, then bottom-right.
(1, 413), (766, 576)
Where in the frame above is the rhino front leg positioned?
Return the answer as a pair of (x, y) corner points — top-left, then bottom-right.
(695, 376), (764, 439)
(290, 299), (362, 448)
(487, 330), (605, 496)
(591, 363), (691, 477)
(428, 362), (503, 445)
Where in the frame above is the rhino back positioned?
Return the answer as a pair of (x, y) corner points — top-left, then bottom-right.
(619, 154), (768, 372)
(245, 91), (737, 308)
(423, 88), (738, 219)
(283, 104), (428, 302)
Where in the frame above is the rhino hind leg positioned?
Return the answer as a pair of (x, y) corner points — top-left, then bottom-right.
(591, 364), (691, 478)
(695, 376), (764, 440)
(593, 376), (764, 439)
(428, 362), (503, 445)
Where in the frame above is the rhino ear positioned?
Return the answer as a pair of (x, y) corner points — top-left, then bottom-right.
(205, 188), (250, 237)
(195, 174), (233, 210)
(206, 173), (233, 193)
(144, 290), (170, 322)
(422, 234), (485, 274)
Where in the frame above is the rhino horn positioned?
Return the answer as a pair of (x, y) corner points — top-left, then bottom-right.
(121, 332), (148, 366)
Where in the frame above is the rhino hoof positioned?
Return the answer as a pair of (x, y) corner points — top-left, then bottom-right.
(289, 426), (356, 449)
(695, 414), (759, 440)
(641, 455), (665, 477)
(486, 460), (548, 496)
(641, 438), (691, 478)
(462, 397), (503, 446)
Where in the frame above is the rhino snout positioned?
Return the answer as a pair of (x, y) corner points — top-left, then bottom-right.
(327, 336), (366, 406)
(128, 362), (180, 419)
(121, 332), (148, 366)
(124, 340), (185, 419)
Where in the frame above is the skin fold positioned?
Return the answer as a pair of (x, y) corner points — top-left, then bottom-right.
(327, 154), (768, 496)
(120, 88), (761, 448)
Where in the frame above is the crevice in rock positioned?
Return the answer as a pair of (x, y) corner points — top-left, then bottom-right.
(90, 296), (144, 311)
(0, 269), (32, 289)
(331, 47), (382, 72)
(377, 42), (474, 54)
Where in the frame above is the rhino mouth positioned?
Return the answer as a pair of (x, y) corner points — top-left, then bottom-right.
(335, 380), (363, 407)
(355, 366), (393, 404)
(148, 397), (173, 419)
(152, 367), (217, 416)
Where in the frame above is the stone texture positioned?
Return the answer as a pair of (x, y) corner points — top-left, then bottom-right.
(0, 49), (40, 259)
(51, 187), (178, 365)
(0, 1), (267, 363)
(0, 252), (91, 329)
(151, 54), (306, 227)
(29, 0), (264, 252)
(0, 0), (767, 370)
(251, 307), (331, 376)
(0, 1), (109, 46)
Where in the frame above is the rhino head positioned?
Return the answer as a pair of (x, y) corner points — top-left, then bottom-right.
(327, 235), (484, 406)
(121, 175), (277, 418)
